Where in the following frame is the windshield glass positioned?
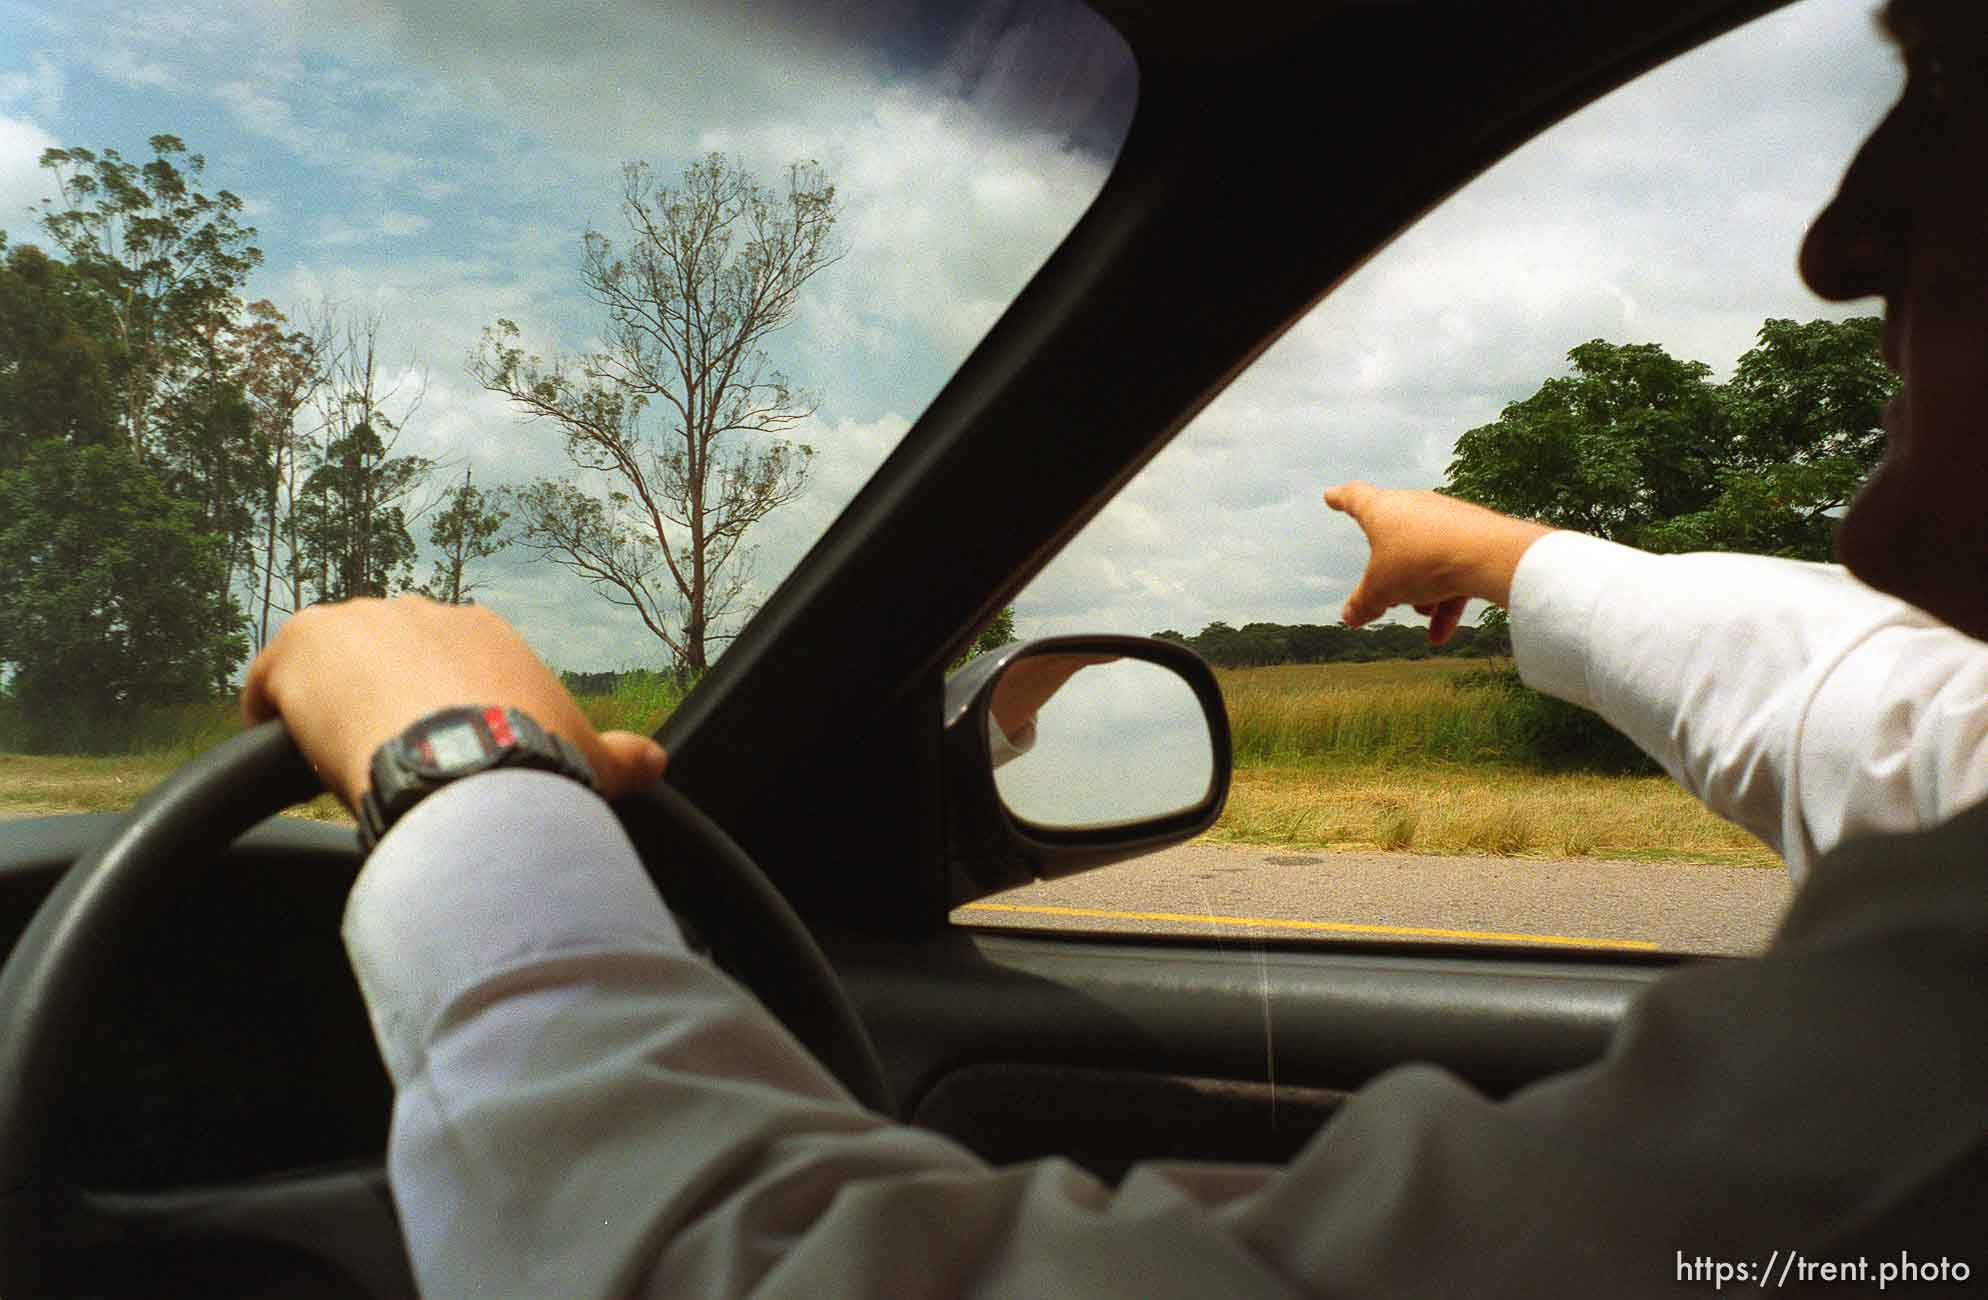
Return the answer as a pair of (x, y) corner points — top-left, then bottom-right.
(0, 0), (1135, 807)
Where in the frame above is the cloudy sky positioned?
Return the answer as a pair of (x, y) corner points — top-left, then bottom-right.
(0, 0), (1899, 671)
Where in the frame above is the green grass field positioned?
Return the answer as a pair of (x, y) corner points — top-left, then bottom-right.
(0, 660), (1778, 865)
(1221, 659), (1533, 766)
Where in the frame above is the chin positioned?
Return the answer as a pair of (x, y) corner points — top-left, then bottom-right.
(1837, 463), (1988, 642)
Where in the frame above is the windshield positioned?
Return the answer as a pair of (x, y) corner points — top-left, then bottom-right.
(0, 0), (1135, 797)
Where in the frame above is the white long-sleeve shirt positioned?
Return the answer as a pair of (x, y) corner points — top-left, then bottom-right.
(1510, 531), (1988, 883)
(347, 768), (1988, 1297)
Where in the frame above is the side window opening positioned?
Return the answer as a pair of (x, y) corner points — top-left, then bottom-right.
(954, 0), (1896, 958)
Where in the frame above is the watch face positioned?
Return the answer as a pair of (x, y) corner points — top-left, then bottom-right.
(416, 716), (495, 771)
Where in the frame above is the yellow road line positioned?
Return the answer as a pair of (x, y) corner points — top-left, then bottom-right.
(958, 901), (1659, 952)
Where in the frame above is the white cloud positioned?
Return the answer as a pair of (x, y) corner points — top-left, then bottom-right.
(732, 412), (915, 572)
(831, 94), (1112, 356)
(310, 215), (366, 246)
(0, 52), (64, 118)
(306, 208), (435, 246)
(89, 45), (181, 91)
(379, 209), (430, 237)
(590, 83), (1118, 373)
(212, 76), (433, 188)
(83, 2), (240, 90)
(213, 79), (317, 154)
(0, 113), (58, 233)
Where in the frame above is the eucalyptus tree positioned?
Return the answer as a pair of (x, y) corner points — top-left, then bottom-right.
(0, 239), (242, 746)
(296, 313), (434, 604)
(235, 301), (330, 648)
(420, 468), (511, 605)
(0, 240), (118, 465)
(34, 135), (261, 467)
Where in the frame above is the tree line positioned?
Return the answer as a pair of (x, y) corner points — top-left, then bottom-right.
(1154, 619), (1509, 669)
(0, 136), (496, 750)
(1, 134), (837, 751)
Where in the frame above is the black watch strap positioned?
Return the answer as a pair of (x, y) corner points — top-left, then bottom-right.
(357, 706), (600, 853)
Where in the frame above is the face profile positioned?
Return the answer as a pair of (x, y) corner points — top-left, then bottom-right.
(1801, 0), (1988, 635)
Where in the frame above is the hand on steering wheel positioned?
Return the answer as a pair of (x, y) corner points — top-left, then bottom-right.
(241, 596), (667, 810)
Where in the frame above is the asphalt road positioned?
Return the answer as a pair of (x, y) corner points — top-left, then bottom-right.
(0, 802), (1787, 956)
(952, 841), (1793, 956)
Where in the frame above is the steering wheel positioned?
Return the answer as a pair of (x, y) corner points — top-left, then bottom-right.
(0, 720), (891, 1294)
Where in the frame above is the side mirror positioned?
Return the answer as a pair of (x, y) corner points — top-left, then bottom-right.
(943, 635), (1231, 900)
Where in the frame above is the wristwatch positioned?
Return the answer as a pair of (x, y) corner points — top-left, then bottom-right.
(357, 705), (600, 852)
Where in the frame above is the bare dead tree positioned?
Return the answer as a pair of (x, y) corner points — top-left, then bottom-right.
(471, 153), (840, 673)
(235, 300), (330, 648)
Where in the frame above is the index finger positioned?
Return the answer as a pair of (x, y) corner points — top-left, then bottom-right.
(240, 632), (280, 727)
(1427, 596), (1467, 645)
(1322, 481), (1371, 515)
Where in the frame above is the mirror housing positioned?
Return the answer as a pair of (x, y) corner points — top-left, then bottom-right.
(943, 634), (1231, 901)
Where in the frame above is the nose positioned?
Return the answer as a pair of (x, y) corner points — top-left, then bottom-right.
(1800, 193), (1896, 303)
(1799, 109), (1907, 303)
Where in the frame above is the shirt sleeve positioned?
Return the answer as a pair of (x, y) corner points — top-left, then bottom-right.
(342, 769), (1988, 1298)
(988, 715), (1037, 768)
(342, 770), (1297, 1297)
(1508, 531), (1988, 881)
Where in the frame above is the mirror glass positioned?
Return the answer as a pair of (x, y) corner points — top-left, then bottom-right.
(989, 654), (1215, 830)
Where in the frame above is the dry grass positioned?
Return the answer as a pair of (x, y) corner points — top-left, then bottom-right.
(1218, 658), (1499, 693)
(1209, 763), (1778, 865)
(1195, 660), (1775, 864)
(0, 676), (680, 826)
(0, 752), (351, 824)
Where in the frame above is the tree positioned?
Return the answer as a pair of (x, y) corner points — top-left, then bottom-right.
(0, 437), (243, 750)
(951, 607), (1017, 670)
(0, 229), (248, 744)
(31, 136), (276, 688)
(421, 468), (511, 605)
(295, 313), (433, 603)
(1151, 619), (1490, 668)
(151, 303), (257, 686)
(1442, 318), (1894, 748)
(472, 153), (840, 674)
(1643, 317), (1895, 558)
(234, 300), (329, 649)
(0, 240), (119, 464)
(0, 136), (351, 738)
(1445, 339), (1727, 545)
(34, 135), (261, 464)
(1445, 318), (1895, 562)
